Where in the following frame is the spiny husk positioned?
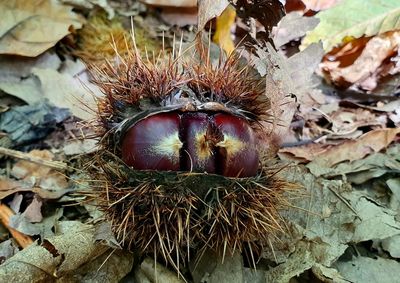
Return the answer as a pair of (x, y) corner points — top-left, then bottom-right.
(74, 13), (161, 64)
(86, 151), (298, 267)
(86, 37), (298, 268)
(91, 40), (270, 136)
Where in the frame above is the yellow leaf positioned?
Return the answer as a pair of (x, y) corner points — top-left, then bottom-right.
(212, 5), (236, 55)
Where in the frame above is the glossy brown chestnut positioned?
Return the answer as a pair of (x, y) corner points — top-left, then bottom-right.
(121, 112), (182, 171)
(121, 111), (259, 177)
(180, 112), (216, 173)
(214, 113), (259, 177)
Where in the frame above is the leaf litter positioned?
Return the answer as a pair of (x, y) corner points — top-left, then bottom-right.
(0, 0), (399, 282)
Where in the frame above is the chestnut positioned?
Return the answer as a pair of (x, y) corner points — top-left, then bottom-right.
(214, 113), (259, 177)
(121, 112), (182, 171)
(180, 113), (216, 173)
(120, 111), (259, 178)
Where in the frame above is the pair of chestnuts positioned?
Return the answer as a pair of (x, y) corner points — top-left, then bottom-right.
(121, 112), (259, 177)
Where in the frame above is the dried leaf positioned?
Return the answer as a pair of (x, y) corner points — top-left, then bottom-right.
(9, 207), (63, 238)
(212, 5), (236, 54)
(0, 240), (19, 264)
(11, 150), (55, 180)
(63, 139), (98, 155)
(93, 222), (121, 249)
(321, 31), (400, 90)
(344, 191), (400, 242)
(307, 127), (400, 169)
(23, 196), (43, 223)
(265, 241), (315, 283)
(230, 0), (284, 41)
(0, 0), (83, 57)
(0, 179), (32, 199)
(58, 249), (133, 282)
(140, 258), (185, 283)
(197, 0), (229, 32)
(311, 264), (348, 283)
(302, 0), (400, 52)
(307, 143), (400, 181)
(335, 256), (400, 283)
(32, 67), (99, 120)
(190, 250), (243, 283)
(273, 12), (319, 48)
(60, 0), (115, 19)
(0, 222), (108, 281)
(382, 234), (400, 258)
(0, 102), (70, 145)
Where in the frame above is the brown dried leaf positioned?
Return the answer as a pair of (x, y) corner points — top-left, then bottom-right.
(0, 223), (110, 281)
(10, 150), (69, 193)
(230, 0), (285, 42)
(273, 12), (319, 48)
(23, 196), (43, 223)
(0, 0), (83, 57)
(278, 143), (330, 163)
(11, 150), (54, 180)
(197, 0), (229, 32)
(321, 31), (400, 91)
(309, 127), (400, 168)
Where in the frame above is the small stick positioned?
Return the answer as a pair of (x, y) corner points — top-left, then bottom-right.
(0, 147), (68, 171)
(0, 203), (34, 248)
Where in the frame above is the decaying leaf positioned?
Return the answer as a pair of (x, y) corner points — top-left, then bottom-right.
(344, 191), (400, 242)
(0, 102), (70, 145)
(140, 258), (185, 283)
(321, 31), (400, 90)
(335, 256), (400, 283)
(382, 234), (400, 258)
(197, 0), (229, 32)
(32, 67), (98, 120)
(10, 150), (69, 192)
(306, 143), (400, 181)
(307, 127), (400, 169)
(0, 240), (19, 264)
(58, 249), (133, 282)
(254, 42), (323, 150)
(190, 251), (244, 283)
(273, 12), (319, 48)
(60, 0), (115, 19)
(302, 0), (400, 52)
(212, 5), (236, 54)
(0, 0), (83, 57)
(0, 222), (130, 281)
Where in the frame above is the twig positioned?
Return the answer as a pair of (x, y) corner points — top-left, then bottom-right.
(0, 147), (68, 171)
(0, 203), (34, 248)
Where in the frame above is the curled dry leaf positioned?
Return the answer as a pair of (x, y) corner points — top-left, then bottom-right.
(10, 150), (69, 193)
(280, 127), (400, 165)
(273, 11), (319, 48)
(0, 0), (83, 57)
(0, 223), (115, 281)
(335, 256), (400, 283)
(302, 0), (400, 52)
(321, 31), (400, 91)
(197, 0), (229, 32)
(140, 258), (186, 283)
(307, 127), (400, 168)
(0, 102), (70, 145)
